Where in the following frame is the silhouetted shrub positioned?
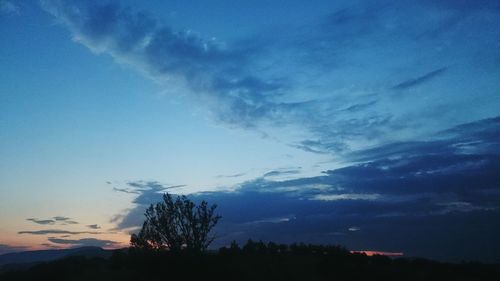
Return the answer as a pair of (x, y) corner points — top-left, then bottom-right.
(130, 193), (221, 252)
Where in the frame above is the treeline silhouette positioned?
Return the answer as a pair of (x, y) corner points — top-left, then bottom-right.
(1, 240), (499, 281)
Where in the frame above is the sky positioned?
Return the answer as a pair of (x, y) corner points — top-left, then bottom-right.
(1, 0), (500, 262)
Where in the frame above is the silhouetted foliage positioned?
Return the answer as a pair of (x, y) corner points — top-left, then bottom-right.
(130, 193), (221, 252)
(1, 241), (499, 281)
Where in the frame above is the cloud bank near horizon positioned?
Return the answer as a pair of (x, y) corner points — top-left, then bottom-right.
(107, 116), (500, 262)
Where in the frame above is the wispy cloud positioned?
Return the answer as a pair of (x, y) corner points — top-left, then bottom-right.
(27, 218), (55, 225)
(312, 194), (381, 201)
(263, 168), (301, 178)
(47, 237), (119, 248)
(113, 181), (185, 205)
(216, 172), (247, 179)
(40, 0), (500, 155)
(244, 215), (296, 226)
(348, 227), (361, 232)
(26, 216), (78, 225)
(40, 0), (276, 129)
(18, 229), (102, 235)
(86, 224), (101, 230)
(112, 187), (141, 194)
(392, 67), (448, 90)
(0, 0), (19, 15)
(53, 216), (71, 221)
(40, 243), (62, 249)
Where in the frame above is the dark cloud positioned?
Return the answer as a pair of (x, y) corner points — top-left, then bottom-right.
(111, 116), (500, 262)
(126, 181), (184, 191)
(347, 116), (500, 162)
(189, 192), (500, 262)
(392, 67), (448, 90)
(113, 181), (185, 207)
(47, 238), (119, 248)
(40, 243), (61, 249)
(53, 216), (71, 221)
(26, 218), (55, 225)
(110, 181), (187, 230)
(263, 169), (301, 178)
(86, 224), (101, 230)
(113, 187), (140, 194)
(26, 216), (79, 226)
(119, 181), (185, 206)
(18, 230), (101, 235)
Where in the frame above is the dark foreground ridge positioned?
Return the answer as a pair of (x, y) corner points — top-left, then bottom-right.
(1, 241), (499, 281)
(0, 246), (110, 269)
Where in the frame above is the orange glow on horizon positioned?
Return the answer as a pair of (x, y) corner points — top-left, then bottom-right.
(350, 250), (404, 257)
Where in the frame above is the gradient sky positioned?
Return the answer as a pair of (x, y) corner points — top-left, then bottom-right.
(1, 0), (500, 262)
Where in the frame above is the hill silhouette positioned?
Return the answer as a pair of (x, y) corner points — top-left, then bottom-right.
(0, 241), (498, 281)
(0, 247), (112, 273)
(0, 247), (111, 266)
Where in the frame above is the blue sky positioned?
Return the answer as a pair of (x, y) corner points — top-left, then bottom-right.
(1, 0), (500, 262)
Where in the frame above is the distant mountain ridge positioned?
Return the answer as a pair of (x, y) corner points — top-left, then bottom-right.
(0, 247), (113, 269)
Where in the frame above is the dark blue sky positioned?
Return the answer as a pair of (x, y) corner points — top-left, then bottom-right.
(1, 0), (499, 262)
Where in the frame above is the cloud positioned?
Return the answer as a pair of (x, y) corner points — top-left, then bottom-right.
(244, 215), (296, 226)
(47, 237), (119, 248)
(114, 181), (184, 194)
(34, 0), (500, 263)
(113, 187), (140, 194)
(113, 181), (185, 205)
(86, 224), (101, 229)
(18, 229), (102, 235)
(53, 216), (71, 221)
(39, 0), (277, 129)
(40, 243), (62, 249)
(312, 194), (381, 201)
(216, 172), (247, 178)
(109, 181), (187, 230)
(263, 169), (301, 178)
(40, 0), (500, 155)
(27, 218), (55, 225)
(26, 216), (79, 225)
(391, 67), (448, 90)
(109, 116), (500, 262)
(116, 114), (500, 227)
(0, 0), (19, 15)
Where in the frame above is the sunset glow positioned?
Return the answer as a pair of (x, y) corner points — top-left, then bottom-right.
(351, 251), (404, 257)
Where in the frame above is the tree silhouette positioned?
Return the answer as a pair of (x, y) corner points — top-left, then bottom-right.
(130, 193), (221, 252)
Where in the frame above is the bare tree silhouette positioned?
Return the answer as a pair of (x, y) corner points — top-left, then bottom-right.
(130, 193), (221, 252)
